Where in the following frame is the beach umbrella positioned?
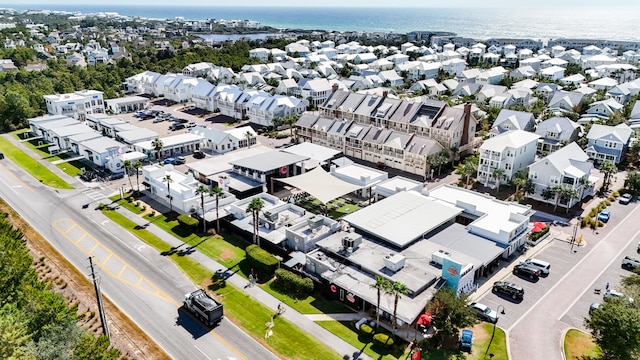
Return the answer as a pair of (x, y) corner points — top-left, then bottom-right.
(533, 221), (547, 229)
(417, 311), (432, 326)
(531, 226), (542, 233)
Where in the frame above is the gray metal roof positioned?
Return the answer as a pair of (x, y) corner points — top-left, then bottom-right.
(229, 151), (310, 172)
(343, 190), (463, 248)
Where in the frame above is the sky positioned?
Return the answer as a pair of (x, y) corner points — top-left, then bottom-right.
(4, 0), (639, 7)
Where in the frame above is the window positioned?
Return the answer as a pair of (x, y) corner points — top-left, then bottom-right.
(550, 176), (560, 185)
(530, 171), (538, 179)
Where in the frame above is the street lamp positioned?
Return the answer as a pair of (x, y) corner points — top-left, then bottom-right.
(486, 305), (505, 357)
(571, 216), (582, 252)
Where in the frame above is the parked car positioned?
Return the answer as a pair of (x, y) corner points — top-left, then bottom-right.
(173, 117), (188, 124)
(520, 258), (551, 276)
(183, 105), (196, 111)
(620, 193), (633, 205)
(459, 329), (473, 352)
(169, 123), (185, 131)
(152, 116), (164, 123)
(164, 157), (185, 165)
(193, 150), (205, 159)
(186, 122), (197, 128)
(597, 209), (611, 223)
(622, 256), (640, 270)
(589, 302), (601, 315)
(604, 289), (634, 303)
(468, 302), (498, 323)
(513, 264), (541, 280)
(492, 281), (524, 300)
(134, 111), (146, 118)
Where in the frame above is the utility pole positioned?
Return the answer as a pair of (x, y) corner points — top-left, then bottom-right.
(88, 257), (110, 339)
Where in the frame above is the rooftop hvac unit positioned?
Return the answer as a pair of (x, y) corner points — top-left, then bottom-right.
(431, 250), (451, 266)
(341, 233), (362, 251)
(384, 253), (406, 272)
(307, 216), (323, 229)
(263, 211), (278, 222)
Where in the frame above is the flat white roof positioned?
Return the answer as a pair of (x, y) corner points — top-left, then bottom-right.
(332, 163), (387, 186)
(427, 185), (532, 238)
(343, 190), (462, 248)
(374, 176), (423, 197)
(282, 141), (342, 162)
(187, 145), (272, 177)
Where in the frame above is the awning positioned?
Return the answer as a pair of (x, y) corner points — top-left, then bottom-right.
(275, 166), (362, 204)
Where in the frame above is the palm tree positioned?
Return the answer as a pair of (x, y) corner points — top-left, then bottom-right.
(123, 160), (134, 193)
(370, 276), (391, 329)
(282, 114), (299, 137)
(389, 281), (409, 330)
(133, 160), (142, 193)
(195, 185), (210, 233)
(246, 197), (264, 246)
(211, 186), (224, 234)
(599, 160), (617, 191)
(245, 130), (253, 149)
(151, 137), (164, 161)
(564, 187), (580, 213)
(492, 168), (506, 194)
(449, 145), (459, 167)
(463, 159), (478, 188)
(436, 150), (450, 176)
(578, 176), (592, 204)
(162, 175), (173, 212)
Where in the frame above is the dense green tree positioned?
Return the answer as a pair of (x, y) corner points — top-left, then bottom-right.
(625, 171), (640, 194)
(246, 197), (264, 246)
(426, 287), (478, 345)
(585, 299), (640, 359)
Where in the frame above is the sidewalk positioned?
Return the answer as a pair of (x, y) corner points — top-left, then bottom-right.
(112, 201), (373, 360)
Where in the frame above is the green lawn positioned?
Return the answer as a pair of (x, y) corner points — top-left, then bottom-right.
(102, 207), (344, 360)
(15, 130), (92, 177)
(467, 323), (508, 360)
(262, 278), (353, 314)
(317, 320), (405, 360)
(0, 134), (73, 189)
(564, 328), (601, 360)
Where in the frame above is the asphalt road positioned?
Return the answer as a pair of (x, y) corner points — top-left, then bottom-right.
(0, 157), (278, 360)
(475, 198), (640, 360)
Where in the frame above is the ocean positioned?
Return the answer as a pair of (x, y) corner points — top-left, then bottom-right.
(8, 5), (640, 42)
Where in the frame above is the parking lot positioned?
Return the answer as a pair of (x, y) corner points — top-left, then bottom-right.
(475, 198), (639, 331)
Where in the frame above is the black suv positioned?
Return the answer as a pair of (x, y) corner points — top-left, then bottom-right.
(492, 281), (524, 300)
(513, 264), (540, 280)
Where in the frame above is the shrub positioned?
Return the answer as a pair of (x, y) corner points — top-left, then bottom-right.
(581, 217), (591, 228)
(177, 214), (199, 229)
(589, 208), (599, 218)
(528, 225), (550, 242)
(246, 244), (280, 278)
(359, 323), (374, 338)
(373, 333), (394, 347)
(273, 268), (314, 297)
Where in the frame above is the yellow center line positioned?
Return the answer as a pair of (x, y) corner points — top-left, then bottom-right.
(52, 218), (177, 306)
(52, 219), (248, 360)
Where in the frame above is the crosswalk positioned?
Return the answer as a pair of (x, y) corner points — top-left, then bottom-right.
(82, 187), (107, 202)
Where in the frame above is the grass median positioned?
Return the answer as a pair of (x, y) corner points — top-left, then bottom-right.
(0, 134), (73, 189)
(101, 207), (344, 360)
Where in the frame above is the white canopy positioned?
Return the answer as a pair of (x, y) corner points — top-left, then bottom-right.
(276, 166), (362, 204)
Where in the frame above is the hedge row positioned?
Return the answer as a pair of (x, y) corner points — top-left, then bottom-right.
(177, 214), (199, 228)
(273, 268), (314, 296)
(358, 323), (394, 348)
(246, 244), (280, 278)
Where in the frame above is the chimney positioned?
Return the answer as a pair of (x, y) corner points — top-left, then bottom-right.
(332, 83), (339, 92)
(382, 90), (388, 98)
(461, 102), (471, 147)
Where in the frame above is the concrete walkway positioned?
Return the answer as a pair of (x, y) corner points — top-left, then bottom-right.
(112, 199), (374, 360)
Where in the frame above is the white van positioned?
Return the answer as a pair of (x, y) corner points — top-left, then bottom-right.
(520, 258), (550, 275)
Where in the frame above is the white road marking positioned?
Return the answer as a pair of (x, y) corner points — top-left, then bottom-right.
(193, 345), (213, 360)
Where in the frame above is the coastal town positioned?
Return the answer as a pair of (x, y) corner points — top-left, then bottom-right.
(1, 6), (640, 360)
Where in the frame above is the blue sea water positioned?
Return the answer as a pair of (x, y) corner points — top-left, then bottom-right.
(9, 5), (640, 42)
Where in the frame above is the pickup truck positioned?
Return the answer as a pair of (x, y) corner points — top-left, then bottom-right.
(622, 256), (640, 270)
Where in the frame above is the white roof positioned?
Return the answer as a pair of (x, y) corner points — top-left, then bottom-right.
(281, 142), (341, 162)
(134, 133), (203, 151)
(343, 190), (462, 248)
(480, 130), (540, 152)
(276, 167), (361, 204)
